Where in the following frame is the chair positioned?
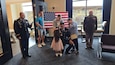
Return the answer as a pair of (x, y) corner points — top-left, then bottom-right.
(97, 34), (115, 59)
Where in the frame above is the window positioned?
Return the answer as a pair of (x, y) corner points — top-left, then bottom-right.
(73, 0), (103, 28)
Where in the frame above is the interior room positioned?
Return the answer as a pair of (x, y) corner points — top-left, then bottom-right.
(0, 0), (115, 65)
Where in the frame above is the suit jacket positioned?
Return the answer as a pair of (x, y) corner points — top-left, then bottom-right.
(83, 15), (97, 34)
(14, 18), (32, 39)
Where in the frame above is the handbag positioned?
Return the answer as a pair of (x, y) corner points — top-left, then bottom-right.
(70, 34), (78, 40)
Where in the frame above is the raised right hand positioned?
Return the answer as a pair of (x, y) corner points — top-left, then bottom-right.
(18, 37), (21, 39)
(69, 40), (74, 45)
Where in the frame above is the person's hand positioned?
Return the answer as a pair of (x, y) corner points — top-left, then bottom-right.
(41, 26), (44, 29)
(30, 24), (32, 27)
(40, 26), (43, 29)
(69, 40), (74, 45)
(67, 24), (70, 28)
(58, 26), (61, 29)
(18, 36), (21, 39)
(94, 30), (97, 32)
(41, 26), (45, 29)
(55, 28), (59, 30)
(42, 27), (45, 29)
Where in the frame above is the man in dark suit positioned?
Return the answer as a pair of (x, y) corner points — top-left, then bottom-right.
(83, 11), (97, 49)
(14, 12), (32, 58)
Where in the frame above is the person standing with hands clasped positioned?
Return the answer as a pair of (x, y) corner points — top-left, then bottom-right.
(83, 11), (97, 49)
(14, 12), (32, 59)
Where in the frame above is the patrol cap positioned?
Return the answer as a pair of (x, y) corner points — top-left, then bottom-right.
(60, 22), (64, 25)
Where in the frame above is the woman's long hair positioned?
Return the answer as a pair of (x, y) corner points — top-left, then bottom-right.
(54, 30), (60, 43)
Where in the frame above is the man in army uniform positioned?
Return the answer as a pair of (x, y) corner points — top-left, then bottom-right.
(14, 12), (32, 58)
(83, 11), (97, 49)
(53, 15), (63, 30)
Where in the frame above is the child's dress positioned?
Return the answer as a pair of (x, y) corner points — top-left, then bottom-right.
(51, 38), (64, 51)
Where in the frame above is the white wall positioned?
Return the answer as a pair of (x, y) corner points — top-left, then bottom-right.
(6, 3), (22, 29)
(45, 0), (66, 12)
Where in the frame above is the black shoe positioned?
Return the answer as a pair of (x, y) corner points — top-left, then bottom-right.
(65, 52), (71, 55)
(71, 49), (75, 53)
(62, 50), (64, 54)
(26, 55), (31, 57)
(89, 47), (94, 50)
(85, 47), (90, 49)
(75, 51), (79, 55)
(22, 56), (26, 59)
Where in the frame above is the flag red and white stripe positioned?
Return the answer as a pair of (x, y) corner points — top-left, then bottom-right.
(44, 12), (68, 28)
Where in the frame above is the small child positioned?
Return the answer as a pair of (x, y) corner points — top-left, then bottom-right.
(51, 30), (64, 57)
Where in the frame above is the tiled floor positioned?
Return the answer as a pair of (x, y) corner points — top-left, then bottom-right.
(4, 37), (115, 65)
(11, 37), (36, 56)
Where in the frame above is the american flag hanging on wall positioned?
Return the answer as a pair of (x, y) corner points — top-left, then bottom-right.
(44, 12), (68, 28)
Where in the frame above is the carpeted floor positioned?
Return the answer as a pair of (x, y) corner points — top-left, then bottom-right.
(4, 37), (115, 65)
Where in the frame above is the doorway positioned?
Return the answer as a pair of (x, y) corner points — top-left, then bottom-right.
(5, 1), (36, 56)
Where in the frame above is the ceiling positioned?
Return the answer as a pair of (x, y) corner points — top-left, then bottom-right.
(6, 0), (87, 3)
(6, 0), (31, 4)
(6, 0), (87, 4)
(73, 0), (86, 2)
